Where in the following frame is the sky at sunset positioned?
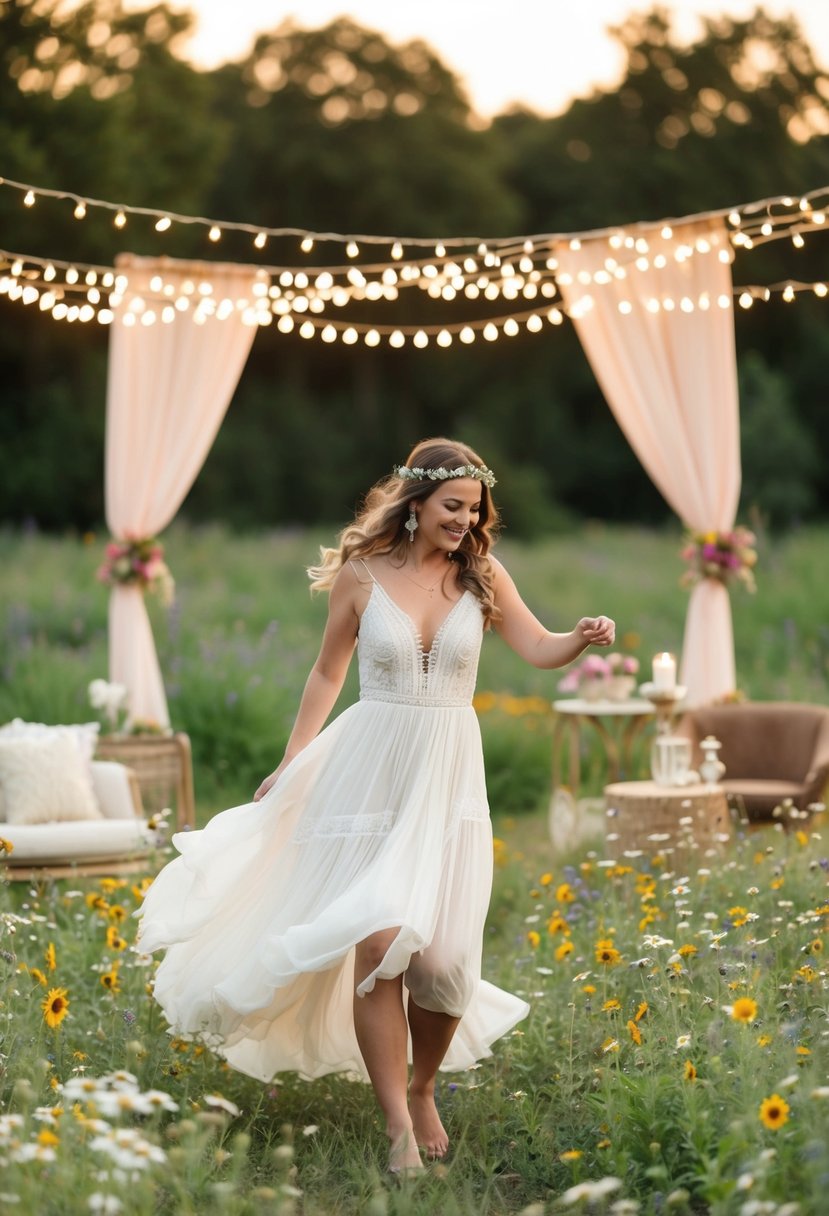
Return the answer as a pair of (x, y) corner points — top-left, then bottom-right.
(119, 0), (829, 117)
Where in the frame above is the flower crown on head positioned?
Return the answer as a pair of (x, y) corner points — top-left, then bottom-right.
(394, 463), (497, 489)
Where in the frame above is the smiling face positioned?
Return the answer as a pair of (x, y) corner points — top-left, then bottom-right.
(412, 478), (482, 555)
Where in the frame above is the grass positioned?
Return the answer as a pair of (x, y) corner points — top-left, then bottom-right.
(1, 522), (828, 1214)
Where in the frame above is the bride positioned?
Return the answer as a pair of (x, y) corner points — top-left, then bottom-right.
(136, 436), (615, 1173)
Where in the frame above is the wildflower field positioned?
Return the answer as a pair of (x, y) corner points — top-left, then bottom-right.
(1, 523), (829, 1215)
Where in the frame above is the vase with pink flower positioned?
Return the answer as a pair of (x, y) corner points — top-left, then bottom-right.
(606, 653), (640, 701)
(558, 654), (612, 702)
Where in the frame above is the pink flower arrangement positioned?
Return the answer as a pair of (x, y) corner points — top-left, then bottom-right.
(680, 526), (757, 592)
(558, 653), (639, 701)
(97, 537), (175, 604)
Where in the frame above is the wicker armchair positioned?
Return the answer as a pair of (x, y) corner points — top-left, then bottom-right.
(677, 702), (829, 824)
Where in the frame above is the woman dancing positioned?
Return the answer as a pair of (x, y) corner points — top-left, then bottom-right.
(136, 437), (615, 1173)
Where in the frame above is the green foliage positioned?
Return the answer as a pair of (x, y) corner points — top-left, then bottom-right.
(2, 3), (829, 530)
(739, 350), (819, 526)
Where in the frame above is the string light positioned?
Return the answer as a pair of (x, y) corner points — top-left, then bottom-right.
(74, 201), (86, 220)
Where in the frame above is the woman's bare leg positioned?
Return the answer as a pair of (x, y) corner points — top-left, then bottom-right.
(353, 930), (422, 1172)
(407, 997), (461, 1159)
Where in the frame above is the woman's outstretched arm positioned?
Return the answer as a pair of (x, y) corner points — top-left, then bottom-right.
(254, 565), (360, 800)
(491, 557), (615, 670)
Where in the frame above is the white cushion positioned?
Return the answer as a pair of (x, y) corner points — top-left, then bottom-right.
(0, 719), (100, 823)
(90, 761), (140, 821)
(2, 818), (152, 865)
(0, 736), (103, 825)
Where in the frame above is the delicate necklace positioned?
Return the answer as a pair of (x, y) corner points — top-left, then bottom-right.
(398, 562), (447, 598)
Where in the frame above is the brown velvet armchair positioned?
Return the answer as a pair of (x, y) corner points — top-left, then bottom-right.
(677, 702), (829, 824)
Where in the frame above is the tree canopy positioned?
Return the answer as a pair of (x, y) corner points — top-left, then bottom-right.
(1, 0), (827, 532)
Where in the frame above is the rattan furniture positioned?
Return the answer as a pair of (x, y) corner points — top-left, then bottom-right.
(95, 732), (196, 830)
(604, 779), (731, 854)
(677, 702), (829, 823)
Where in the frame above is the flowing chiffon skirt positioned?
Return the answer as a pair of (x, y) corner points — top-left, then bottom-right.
(135, 698), (529, 1082)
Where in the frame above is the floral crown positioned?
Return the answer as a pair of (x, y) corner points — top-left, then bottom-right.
(394, 463), (496, 489)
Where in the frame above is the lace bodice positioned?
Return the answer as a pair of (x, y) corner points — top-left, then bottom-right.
(357, 579), (484, 707)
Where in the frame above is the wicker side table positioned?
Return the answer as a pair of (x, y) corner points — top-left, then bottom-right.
(604, 780), (731, 854)
(95, 733), (196, 830)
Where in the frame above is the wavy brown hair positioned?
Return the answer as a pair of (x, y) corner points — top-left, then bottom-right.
(308, 438), (501, 626)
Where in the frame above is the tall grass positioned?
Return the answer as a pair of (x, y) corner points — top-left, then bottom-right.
(2, 521), (827, 814)
(0, 523), (828, 1214)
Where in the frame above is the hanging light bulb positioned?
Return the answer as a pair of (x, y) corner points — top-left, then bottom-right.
(389, 330), (405, 348)
(155, 216), (172, 232)
(503, 318), (519, 337)
(413, 330), (429, 347)
(321, 325), (337, 343)
(73, 201), (87, 219)
(254, 232), (267, 249)
(391, 241), (403, 260)
(114, 210), (127, 229)
(23, 190), (36, 207)
(364, 329), (380, 346)
(300, 236), (314, 253)
(208, 226), (221, 242)
(277, 314), (295, 333)
(483, 323), (498, 341)
(436, 329), (452, 347)
(299, 320), (315, 338)
(459, 327), (475, 344)
(346, 241), (360, 258)
(342, 327), (359, 344)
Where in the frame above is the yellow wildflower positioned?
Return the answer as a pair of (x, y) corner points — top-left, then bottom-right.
(683, 1060), (697, 1082)
(559, 1150), (582, 1162)
(527, 930), (541, 949)
(45, 942), (56, 972)
(556, 883), (576, 904)
(627, 1019), (642, 1045)
(759, 1093), (790, 1130)
(730, 997), (758, 1024)
(634, 1001), (648, 1022)
(42, 987), (70, 1029)
(555, 941), (574, 961)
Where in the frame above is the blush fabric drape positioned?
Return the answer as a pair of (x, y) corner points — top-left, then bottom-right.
(105, 254), (260, 727)
(556, 218), (741, 706)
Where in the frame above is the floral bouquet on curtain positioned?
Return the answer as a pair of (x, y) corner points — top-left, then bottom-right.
(680, 527), (757, 593)
(97, 537), (175, 604)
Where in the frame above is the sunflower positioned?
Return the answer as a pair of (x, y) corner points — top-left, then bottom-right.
(42, 987), (70, 1029)
(684, 1060), (697, 1082)
(555, 941), (574, 961)
(527, 930), (541, 948)
(595, 942), (622, 966)
(45, 942), (56, 972)
(731, 997), (758, 1024)
(634, 1001), (649, 1022)
(106, 926), (128, 952)
(627, 1020), (642, 1045)
(759, 1093), (790, 1130)
(100, 968), (121, 993)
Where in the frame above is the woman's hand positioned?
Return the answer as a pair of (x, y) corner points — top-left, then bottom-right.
(253, 759), (290, 802)
(576, 616), (616, 647)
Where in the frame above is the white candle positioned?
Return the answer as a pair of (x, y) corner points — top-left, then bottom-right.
(652, 652), (676, 691)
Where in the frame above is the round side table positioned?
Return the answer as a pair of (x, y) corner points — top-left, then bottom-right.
(552, 699), (655, 796)
(604, 779), (731, 854)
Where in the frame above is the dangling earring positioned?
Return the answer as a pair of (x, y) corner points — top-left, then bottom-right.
(405, 507), (418, 542)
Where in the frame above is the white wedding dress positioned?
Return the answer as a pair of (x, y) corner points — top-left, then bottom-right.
(135, 568), (529, 1082)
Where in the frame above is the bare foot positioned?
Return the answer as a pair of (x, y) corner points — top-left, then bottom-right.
(409, 1089), (449, 1159)
(388, 1123), (423, 1175)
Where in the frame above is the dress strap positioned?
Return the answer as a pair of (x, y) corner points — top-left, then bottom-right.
(350, 558), (376, 583)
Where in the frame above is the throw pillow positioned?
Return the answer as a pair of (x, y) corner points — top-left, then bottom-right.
(0, 735), (103, 825)
(0, 719), (100, 823)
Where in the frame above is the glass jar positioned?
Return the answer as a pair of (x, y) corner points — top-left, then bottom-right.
(650, 735), (692, 787)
